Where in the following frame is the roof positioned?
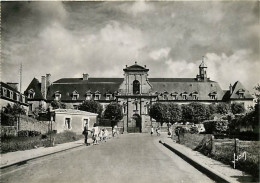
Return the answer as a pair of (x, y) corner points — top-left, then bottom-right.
(47, 79), (122, 100)
(0, 81), (28, 105)
(230, 81), (253, 99)
(123, 63), (149, 72)
(24, 78), (45, 100)
(149, 80), (225, 100)
(54, 109), (98, 116)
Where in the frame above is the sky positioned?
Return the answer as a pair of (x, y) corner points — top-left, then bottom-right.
(1, 1), (259, 93)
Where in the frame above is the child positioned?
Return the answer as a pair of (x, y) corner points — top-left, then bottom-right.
(151, 126), (154, 136)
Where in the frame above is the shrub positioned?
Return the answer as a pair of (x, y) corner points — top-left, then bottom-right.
(18, 130), (41, 137)
(231, 102), (245, 114)
(203, 120), (229, 134)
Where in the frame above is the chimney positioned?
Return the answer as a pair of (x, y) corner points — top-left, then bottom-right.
(46, 74), (51, 88)
(83, 73), (89, 80)
(7, 83), (18, 90)
(41, 76), (46, 99)
(229, 84), (233, 94)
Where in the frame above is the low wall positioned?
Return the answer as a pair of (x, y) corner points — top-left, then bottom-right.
(1, 126), (17, 136)
(19, 115), (53, 134)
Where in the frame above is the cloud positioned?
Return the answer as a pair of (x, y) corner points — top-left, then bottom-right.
(149, 47), (171, 61)
(118, 1), (154, 16)
(205, 50), (260, 90)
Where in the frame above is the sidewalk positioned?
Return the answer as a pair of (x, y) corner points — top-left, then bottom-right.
(0, 138), (88, 169)
(161, 136), (256, 183)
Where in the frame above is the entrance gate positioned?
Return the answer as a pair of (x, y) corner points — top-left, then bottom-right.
(128, 114), (141, 133)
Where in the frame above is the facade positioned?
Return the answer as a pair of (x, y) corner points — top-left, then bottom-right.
(0, 81), (29, 114)
(24, 61), (254, 133)
(53, 109), (98, 134)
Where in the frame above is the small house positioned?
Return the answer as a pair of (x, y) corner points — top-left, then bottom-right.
(53, 109), (98, 134)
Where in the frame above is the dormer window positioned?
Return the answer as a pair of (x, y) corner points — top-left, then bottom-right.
(54, 91), (61, 101)
(237, 89), (245, 98)
(72, 90), (79, 100)
(182, 92), (188, 100)
(171, 92), (178, 100)
(209, 91), (217, 100)
(86, 94), (92, 100)
(106, 94), (112, 100)
(192, 91), (198, 100)
(28, 89), (35, 99)
(94, 94), (100, 100)
(94, 91), (101, 100)
(85, 90), (92, 100)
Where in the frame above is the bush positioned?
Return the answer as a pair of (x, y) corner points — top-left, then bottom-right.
(203, 120), (229, 134)
(231, 102), (245, 114)
(18, 130), (41, 137)
(1, 112), (16, 126)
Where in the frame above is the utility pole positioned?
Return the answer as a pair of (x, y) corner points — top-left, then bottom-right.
(17, 63), (22, 133)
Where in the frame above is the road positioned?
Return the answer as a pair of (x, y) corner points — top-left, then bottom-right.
(1, 134), (214, 183)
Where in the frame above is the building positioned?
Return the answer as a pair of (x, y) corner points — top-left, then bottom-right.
(24, 60), (254, 133)
(53, 109), (98, 134)
(0, 81), (29, 114)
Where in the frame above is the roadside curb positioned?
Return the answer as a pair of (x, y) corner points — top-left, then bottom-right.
(160, 140), (239, 183)
(0, 144), (84, 170)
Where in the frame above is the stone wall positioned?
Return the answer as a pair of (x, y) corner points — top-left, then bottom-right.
(1, 126), (17, 136)
(19, 115), (53, 134)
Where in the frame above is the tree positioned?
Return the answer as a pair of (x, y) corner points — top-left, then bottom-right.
(51, 101), (66, 109)
(181, 104), (193, 122)
(254, 83), (260, 104)
(167, 103), (182, 123)
(216, 103), (230, 115)
(3, 103), (26, 116)
(189, 102), (208, 123)
(104, 102), (123, 126)
(149, 103), (168, 125)
(208, 104), (217, 115)
(231, 102), (245, 114)
(78, 100), (103, 117)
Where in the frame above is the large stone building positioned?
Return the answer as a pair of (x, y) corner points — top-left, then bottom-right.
(24, 61), (254, 133)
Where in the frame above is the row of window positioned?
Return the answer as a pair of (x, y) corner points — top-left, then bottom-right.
(54, 92), (114, 101)
(1, 87), (25, 103)
(158, 94), (217, 100)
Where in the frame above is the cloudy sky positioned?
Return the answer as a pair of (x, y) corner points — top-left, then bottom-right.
(1, 1), (259, 92)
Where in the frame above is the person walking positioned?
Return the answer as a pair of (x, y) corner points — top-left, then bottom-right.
(151, 126), (154, 136)
(92, 123), (99, 145)
(156, 126), (161, 136)
(82, 121), (91, 146)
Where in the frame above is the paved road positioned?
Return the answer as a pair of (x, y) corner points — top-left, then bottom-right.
(1, 134), (214, 183)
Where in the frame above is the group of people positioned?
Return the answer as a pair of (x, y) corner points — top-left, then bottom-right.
(82, 122), (109, 146)
(150, 123), (173, 137)
(150, 126), (161, 136)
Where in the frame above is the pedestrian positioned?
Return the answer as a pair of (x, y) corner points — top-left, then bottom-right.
(92, 123), (99, 145)
(151, 126), (154, 136)
(156, 126), (161, 136)
(82, 121), (91, 146)
(103, 128), (108, 142)
(98, 129), (103, 142)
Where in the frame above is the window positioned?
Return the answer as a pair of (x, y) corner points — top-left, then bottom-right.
(123, 103), (127, 114)
(183, 95), (187, 100)
(16, 94), (20, 101)
(7, 90), (10, 98)
(210, 95), (216, 100)
(86, 94), (92, 100)
(133, 80), (140, 94)
(22, 95), (25, 103)
(239, 93), (244, 98)
(29, 104), (33, 111)
(10, 91), (13, 99)
(2, 88), (7, 97)
(72, 94), (78, 100)
(163, 95), (168, 100)
(193, 95), (198, 100)
(28, 89), (35, 99)
(94, 94), (100, 100)
(106, 94), (112, 100)
(65, 118), (71, 130)
(172, 95), (177, 100)
(55, 94), (61, 100)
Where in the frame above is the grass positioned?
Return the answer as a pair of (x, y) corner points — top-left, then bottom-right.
(1, 131), (83, 154)
(177, 133), (260, 180)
